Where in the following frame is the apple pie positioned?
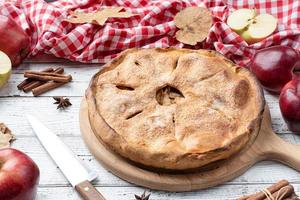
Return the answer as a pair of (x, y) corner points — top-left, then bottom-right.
(86, 48), (265, 170)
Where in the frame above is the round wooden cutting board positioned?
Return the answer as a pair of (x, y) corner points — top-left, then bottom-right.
(79, 98), (300, 192)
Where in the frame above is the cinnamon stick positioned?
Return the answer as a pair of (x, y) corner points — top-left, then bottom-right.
(23, 81), (42, 92)
(238, 180), (293, 200)
(285, 193), (299, 200)
(24, 71), (72, 83)
(32, 81), (66, 96)
(17, 67), (54, 90)
(23, 68), (64, 92)
(262, 185), (294, 200)
(246, 180), (290, 200)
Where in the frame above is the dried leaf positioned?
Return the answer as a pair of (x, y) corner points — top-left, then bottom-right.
(0, 123), (15, 149)
(64, 7), (136, 26)
(174, 7), (212, 45)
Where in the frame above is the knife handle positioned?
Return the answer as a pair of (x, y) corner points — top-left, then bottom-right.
(75, 180), (106, 200)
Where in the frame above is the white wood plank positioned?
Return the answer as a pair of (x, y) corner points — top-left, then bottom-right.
(0, 63), (100, 97)
(0, 97), (83, 136)
(264, 92), (290, 133)
(0, 62), (293, 134)
(0, 96), (292, 136)
(36, 184), (300, 200)
(25, 54), (73, 63)
(11, 136), (300, 186)
(2, 61), (300, 200)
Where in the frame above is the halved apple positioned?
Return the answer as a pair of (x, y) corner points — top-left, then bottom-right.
(227, 9), (255, 33)
(244, 13), (277, 44)
(227, 9), (277, 44)
(0, 51), (12, 88)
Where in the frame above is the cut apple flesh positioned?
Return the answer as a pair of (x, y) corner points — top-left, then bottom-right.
(248, 14), (277, 39)
(227, 9), (255, 31)
(227, 9), (277, 44)
(0, 51), (12, 88)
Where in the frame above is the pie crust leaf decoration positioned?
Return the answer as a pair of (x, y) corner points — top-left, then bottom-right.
(86, 48), (265, 170)
(174, 7), (212, 45)
(0, 123), (15, 149)
(64, 7), (137, 26)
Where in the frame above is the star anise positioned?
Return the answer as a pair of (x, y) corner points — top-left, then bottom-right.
(134, 191), (151, 200)
(53, 96), (72, 109)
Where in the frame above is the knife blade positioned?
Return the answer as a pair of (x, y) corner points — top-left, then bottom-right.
(26, 114), (106, 200)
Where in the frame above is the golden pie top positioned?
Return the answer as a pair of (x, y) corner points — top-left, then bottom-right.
(86, 48), (265, 170)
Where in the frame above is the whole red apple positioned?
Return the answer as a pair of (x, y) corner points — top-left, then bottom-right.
(279, 76), (300, 132)
(0, 148), (39, 200)
(250, 46), (300, 93)
(0, 15), (30, 67)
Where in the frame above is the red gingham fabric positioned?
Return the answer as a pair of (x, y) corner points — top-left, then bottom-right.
(0, 0), (299, 66)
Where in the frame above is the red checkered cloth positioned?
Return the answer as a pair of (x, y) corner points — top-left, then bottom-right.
(0, 0), (299, 66)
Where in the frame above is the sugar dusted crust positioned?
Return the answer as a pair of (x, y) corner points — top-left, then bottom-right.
(86, 48), (265, 170)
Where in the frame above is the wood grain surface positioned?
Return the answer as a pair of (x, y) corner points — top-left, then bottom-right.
(79, 99), (300, 192)
(1, 60), (300, 199)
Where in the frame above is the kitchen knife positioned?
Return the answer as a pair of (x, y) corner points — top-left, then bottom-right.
(26, 114), (106, 200)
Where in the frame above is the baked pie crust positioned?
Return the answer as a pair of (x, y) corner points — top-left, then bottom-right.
(86, 48), (265, 170)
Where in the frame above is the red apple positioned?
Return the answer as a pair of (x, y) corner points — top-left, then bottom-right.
(279, 76), (300, 132)
(0, 148), (40, 200)
(0, 15), (30, 67)
(250, 46), (300, 93)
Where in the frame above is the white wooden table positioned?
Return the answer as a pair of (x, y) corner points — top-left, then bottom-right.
(1, 57), (300, 200)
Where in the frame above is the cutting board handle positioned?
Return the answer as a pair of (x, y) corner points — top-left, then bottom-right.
(262, 130), (300, 171)
(251, 107), (300, 172)
(258, 122), (300, 171)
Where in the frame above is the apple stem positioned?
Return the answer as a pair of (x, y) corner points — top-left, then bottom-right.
(296, 68), (300, 73)
(292, 70), (300, 80)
